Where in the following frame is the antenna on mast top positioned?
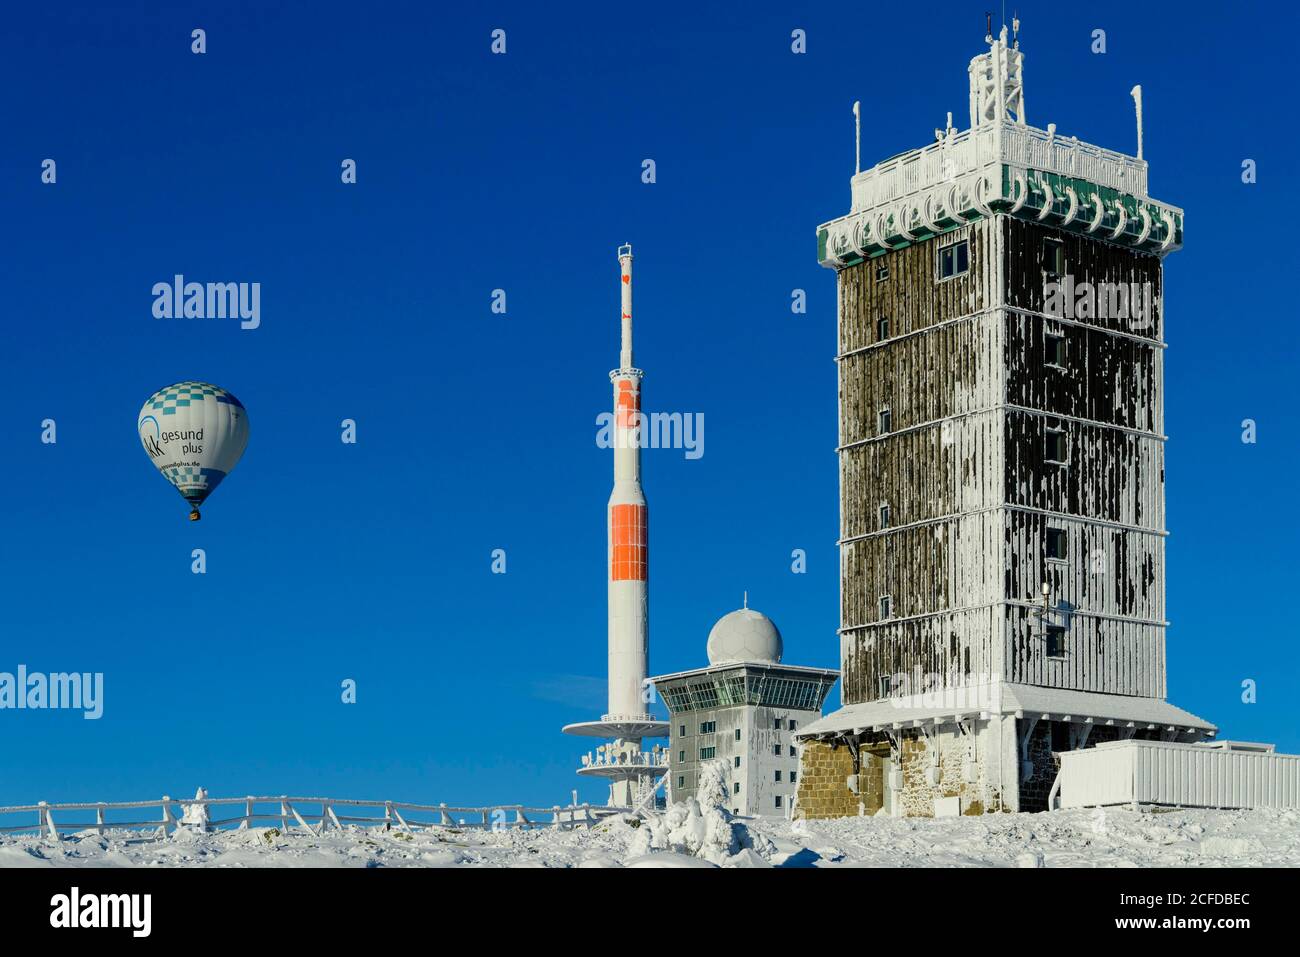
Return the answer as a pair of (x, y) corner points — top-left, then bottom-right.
(986, 11), (993, 41)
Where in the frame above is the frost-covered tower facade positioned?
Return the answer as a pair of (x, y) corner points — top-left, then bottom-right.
(794, 24), (1216, 817)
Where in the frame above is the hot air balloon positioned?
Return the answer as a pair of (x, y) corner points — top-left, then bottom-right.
(137, 381), (249, 521)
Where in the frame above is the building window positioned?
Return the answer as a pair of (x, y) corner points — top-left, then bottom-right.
(1045, 624), (1067, 658)
(938, 239), (969, 280)
(773, 744), (781, 756)
(1044, 238), (1066, 276)
(790, 771), (797, 783)
(1045, 428), (1068, 465)
(1045, 331), (1067, 368)
(788, 719), (797, 731)
(774, 718), (782, 731)
(699, 747), (716, 760)
(878, 675), (892, 698)
(789, 745), (796, 757)
(880, 503), (890, 530)
(878, 407), (892, 434)
(678, 775), (685, 788)
(876, 263), (889, 283)
(775, 770), (782, 782)
(679, 724), (685, 736)
(1047, 527), (1067, 561)
(775, 796), (784, 809)
(734, 756), (741, 768)
(879, 595), (892, 619)
(678, 750), (685, 762)
(734, 728), (741, 741)
(699, 720), (716, 734)
(733, 782), (740, 794)
(877, 316), (890, 340)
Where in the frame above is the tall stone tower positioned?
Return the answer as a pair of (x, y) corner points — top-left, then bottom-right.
(794, 23), (1216, 817)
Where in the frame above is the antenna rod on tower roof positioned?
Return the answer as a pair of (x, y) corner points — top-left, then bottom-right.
(986, 11), (992, 40)
(853, 101), (861, 174)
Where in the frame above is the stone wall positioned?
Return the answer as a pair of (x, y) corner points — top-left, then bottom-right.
(794, 739), (860, 819)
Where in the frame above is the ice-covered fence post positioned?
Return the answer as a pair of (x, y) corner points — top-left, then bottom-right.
(319, 800), (331, 832)
(38, 802), (61, 842)
(326, 803), (343, 831)
(95, 803), (106, 835)
(161, 796), (176, 837)
(481, 809), (491, 828)
(584, 803), (595, 829)
(439, 803), (453, 827)
(240, 797), (253, 830)
(383, 801), (393, 831)
(279, 798), (289, 833)
(551, 805), (562, 830)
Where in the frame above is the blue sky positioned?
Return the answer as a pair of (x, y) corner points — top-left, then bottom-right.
(1, 0), (1296, 809)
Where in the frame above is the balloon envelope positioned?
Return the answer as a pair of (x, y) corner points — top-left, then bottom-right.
(138, 381), (249, 512)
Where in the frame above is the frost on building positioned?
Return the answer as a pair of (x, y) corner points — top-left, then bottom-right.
(651, 603), (838, 817)
(794, 22), (1217, 818)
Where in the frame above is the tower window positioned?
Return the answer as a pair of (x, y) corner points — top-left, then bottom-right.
(773, 744), (781, 756)
(878, 408), (892, 434)
(880, 503), (891, 529)
(733, 782), (740, 794)
(790, 771), (797, 783)
(789, 745), (796, 757)
(775, 770), (782, 783)
(877, 317), (890, 340)
(1045, 428), (1068, 465)
(774, 718), (782, 731)
(699, 746), (716, 760)
(1046, 527), (1067, 561)
(678, 775), (685, 788)
(734, 755), (741, 767)
(775, 796), (784, 809)
(679, 724), (685, 737)
(875, 263), (889, 283)
(788, 719), (797, 731)
(1045, 624), (1067, 658)
(938, 239), (970, 280)
(699, 721), (716, 734)
(1045, 332), (1067, 368)
(879, 595), (893, 619)
(678, 750), (685, 762)
(878, 675), (892, 698)
(734, 728), (741, 741)
(1044, 238), (1066, 276)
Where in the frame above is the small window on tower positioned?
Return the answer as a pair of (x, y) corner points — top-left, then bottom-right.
(790, 771), (797, 783)
(789, 745), (796, 757)
(1046, 624), (1067, 658)
(938, 239), (970, 280)
(788, 719), (797, 731)
(699, 721), (716, 734)
(773, 744), (781, 756)
(1046, 428), (1068, 465)
(1045, 332), (1067, 368)
(880, 503), (891, 529)
(775, 770), (782, 783)
(734, 728), (741, 741)
(1047, 527), (1068, 562)
(699, 746), (716, 760)
(734, 755), (741, 767)
(678, 775), (685, 788)
(1044, 238), (1066, 276)
(877, 317), (890, 341)
(879, 595), (893, 619)
(876, 263), (889, 283)
(679, 724), (685, 737)
(678, 750), (685, 762)
(775, 795), (784, 809)
(733, 782), (740, 794)
(878, 675), (892, 698)
(878, 408), (892, 435)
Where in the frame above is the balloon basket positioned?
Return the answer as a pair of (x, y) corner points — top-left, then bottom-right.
(189, 509), (202, 522)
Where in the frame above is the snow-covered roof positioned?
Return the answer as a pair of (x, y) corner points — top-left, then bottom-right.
(796, 683), (1216, 738)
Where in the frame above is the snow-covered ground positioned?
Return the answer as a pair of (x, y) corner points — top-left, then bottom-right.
(2, 804), (1298, 868)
